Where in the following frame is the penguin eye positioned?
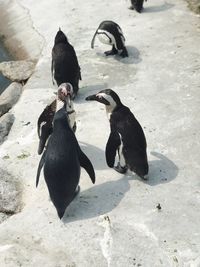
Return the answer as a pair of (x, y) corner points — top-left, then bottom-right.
(96, 94), (102, 99)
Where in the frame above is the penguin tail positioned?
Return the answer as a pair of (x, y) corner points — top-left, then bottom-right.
(57, 209), (65, 219)
(91, 30), (97, 49)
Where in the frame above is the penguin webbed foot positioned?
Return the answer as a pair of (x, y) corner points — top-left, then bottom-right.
(129, 6), (134, 10)
(120, 48), (129, 58)
(104, 46), (118, 56)
(140, 174), (149, 181)
(114, 162), (128, 174)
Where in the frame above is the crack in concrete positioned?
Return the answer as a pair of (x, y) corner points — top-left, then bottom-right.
(98, 215), (113, 267)
(16, 0), (46, 59)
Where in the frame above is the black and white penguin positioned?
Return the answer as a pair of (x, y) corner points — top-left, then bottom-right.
(51, 28), (82, 98)
(86, 89), (148, 179)
(130, 0), (147, 13)
(91, 21), (128, 58)
(36, 106), (95, 219)
(37, 83), (76, 155)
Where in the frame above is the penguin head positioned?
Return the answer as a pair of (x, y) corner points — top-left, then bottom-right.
(57, 83), (74, 109)
(37, 100), (56, 154)
(54, 28), (68, 44)
(85, 89), (122, 113)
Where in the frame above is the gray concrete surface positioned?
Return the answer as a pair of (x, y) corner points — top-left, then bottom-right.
(0, 0), (199, 266)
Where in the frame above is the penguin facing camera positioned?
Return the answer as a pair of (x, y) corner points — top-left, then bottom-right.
(36, 106), (95, 219)
(91, 21), (128, 58)
(51, 28), (82, 98)
(86, 89), (148, 179)
(37, 83), (76, 155)
(129, 0), (147, 13)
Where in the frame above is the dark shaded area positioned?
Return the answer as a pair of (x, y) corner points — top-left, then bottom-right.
(0, 40), (13, 94)
(185, 0), (200, 14)
(63, 175), (130, 223)
(143, 2), (174, 13)
(114, 46), (142, 65)
(147, 151), (179, 186)
(62, 152), (178, 222)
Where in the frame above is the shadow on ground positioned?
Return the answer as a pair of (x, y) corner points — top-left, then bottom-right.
(114, 46), (141, 65)
(62, 152), (178, 222)
(80, 142), (107, 170)
(144, 2), (174, 13)
(63, 174), (130, 223)
(147, 151), (179, 186)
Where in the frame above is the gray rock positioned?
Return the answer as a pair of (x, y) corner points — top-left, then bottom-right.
(0, 168), (21, 219)
(0, 82), (22, 117)
(0, 113), (14, 144)
(0, 60), (36, 82)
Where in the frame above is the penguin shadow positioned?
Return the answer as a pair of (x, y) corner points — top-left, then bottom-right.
(62, 175), (131, 223)
(147, 151), (179, 186)
(114, 46), (142, 65)
(144, 2), (174, 13)
(80, 142), (107, 170)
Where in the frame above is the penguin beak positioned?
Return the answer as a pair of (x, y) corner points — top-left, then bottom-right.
(85, 94), (110, 105)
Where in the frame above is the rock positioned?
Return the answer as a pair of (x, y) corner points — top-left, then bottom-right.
(0, 60), (36, 82)
(0, 82), (22, 117)
(0, 113), (14, 144)
(0, 168), (21, 219)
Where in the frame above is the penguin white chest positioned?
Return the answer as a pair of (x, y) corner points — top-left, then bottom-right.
(97, 30), (115, 46)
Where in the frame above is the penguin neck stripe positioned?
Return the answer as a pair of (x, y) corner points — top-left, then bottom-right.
(98, 32), (112, 44)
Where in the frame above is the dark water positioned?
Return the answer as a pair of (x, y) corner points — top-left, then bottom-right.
(0, 42), (13, 94)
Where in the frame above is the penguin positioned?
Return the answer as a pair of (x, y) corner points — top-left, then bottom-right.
(37, 83), (76, 155)
(85, 89), (148, 179)
(129, 0), (147, 13)
(51, 28), (82, 98)
(91, 21), (128, 58)
(36, 106), (95, 219)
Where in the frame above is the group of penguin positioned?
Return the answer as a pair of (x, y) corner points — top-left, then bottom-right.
(36, 1), (149, 220)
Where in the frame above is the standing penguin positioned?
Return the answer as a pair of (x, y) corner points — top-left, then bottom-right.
(51, 28), (81, 98)
(130, 0), (147, 13)
(37, 83), (76, 155)
(86, 89), (148, 179)
(36, 106), (95, 219)
(91, 21), (128, 58)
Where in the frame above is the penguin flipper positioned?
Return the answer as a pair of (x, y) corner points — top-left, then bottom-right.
(91, 31), (97, 49)
(79, 149), (95, 184)
(106, 131), (121, 168)
(51, 59), (55, 85)
(36, 151), (46, 187)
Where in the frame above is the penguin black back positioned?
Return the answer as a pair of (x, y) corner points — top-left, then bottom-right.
(44, 108), (79, 218)
(36, 107), (95, 219)
(51, 29), (81, 98)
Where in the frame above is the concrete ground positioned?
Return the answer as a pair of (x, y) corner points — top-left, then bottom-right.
(0, 0), (200, 266)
